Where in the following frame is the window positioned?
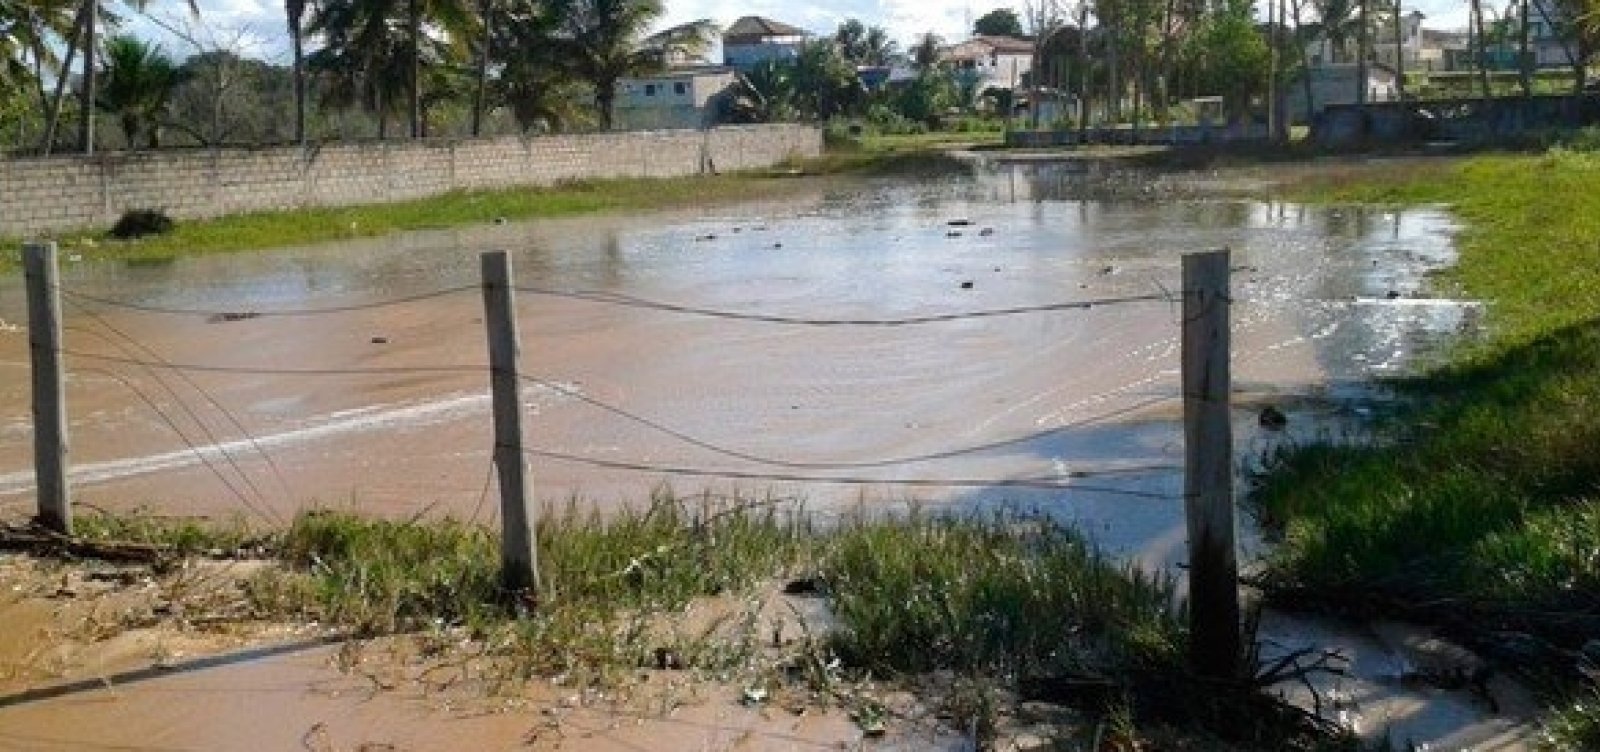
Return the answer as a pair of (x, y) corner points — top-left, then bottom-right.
(674, 82), (688, 95)
(645, 84), (657, 96)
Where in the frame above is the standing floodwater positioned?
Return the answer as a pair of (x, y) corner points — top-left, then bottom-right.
(0, 164), (1471, 573)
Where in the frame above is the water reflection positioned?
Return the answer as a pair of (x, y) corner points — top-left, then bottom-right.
(0, 163), (1474, 541)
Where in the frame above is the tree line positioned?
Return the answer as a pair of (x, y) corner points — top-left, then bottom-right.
(1, 0), (1596, 154)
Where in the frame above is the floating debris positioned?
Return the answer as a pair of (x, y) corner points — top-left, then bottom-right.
(1259, 406), (1288, 430)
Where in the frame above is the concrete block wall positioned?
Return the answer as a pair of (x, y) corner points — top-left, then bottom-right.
(0, 124), (821, 237)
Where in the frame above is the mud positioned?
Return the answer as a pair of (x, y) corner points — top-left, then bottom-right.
(0, 162), (1503, 748)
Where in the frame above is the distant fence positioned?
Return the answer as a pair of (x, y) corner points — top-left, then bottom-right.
(0, 124), (823, 237)
(1313, 94), (1600, 147)
(1006, 123), (1271, 149)
(17, 241), (1245, 679)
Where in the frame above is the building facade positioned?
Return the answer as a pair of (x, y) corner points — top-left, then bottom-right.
(722, 16), (810, 70)
(612, 67), (739, 131)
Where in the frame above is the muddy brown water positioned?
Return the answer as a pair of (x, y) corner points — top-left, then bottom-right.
(0, 163), (1506, 748)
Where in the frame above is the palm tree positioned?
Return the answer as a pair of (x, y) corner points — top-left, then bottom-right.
(727, 60), (795, 122)
(1317, 0), (1361, 61)
(310, 0), (472, 139)
(910, 32), (942, 73)
(788, 39), (865, 119)
(494, 0), (590, 131)
(547, 0), (709, 130)
(97, 34), (183, 147)
(74, 0), (189, 153)
(309, 0), (409, 138)
(286, 0), (307, 143)
(1, 0), (75, 113)
(834, 19), (896, 66)
(311, 0), (472, 138)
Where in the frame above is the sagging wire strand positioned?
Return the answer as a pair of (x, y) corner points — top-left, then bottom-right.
(517, 447), (1180, 501)
(60, 307), (291, 527)
(67, 366), (283, 526)
(54, 349), (1180, 482)
(61, 282), (1177, 327)
(60, 284), (479, 317)
(517, 374), (1180, 475)
(510, 286), (1174, 326)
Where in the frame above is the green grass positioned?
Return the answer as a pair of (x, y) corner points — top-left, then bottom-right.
(46, 500), (1345, 748)
(1258, 140), (1600, 704)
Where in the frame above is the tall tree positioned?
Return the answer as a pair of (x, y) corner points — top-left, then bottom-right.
(97, 34), (183, 147)
(76, 0), (184, 154)
(1518, 0), (1532, 96)
(286, 0), (307, 143)
(1471, 0), (1491, 97)
(311, 0), (472, 138)
(309, 0), (412, 138)
(834, 19), (896, 65)
(1545, 0), (1600, 92)
(1316, 0), (1360, 61)
(788, 39), (866, 119)
(974, 7), (1026, 36)
(1180, 0), (1270, 121)
(494, 0), (590, 131)
(1, 0), (75, 109)
(548, 0), (708, 130)
(910, 31), (943, 72)
(470, 0), (492, 135)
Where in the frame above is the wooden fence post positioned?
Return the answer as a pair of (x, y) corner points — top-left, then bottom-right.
(1182, 248), (1241, 680)
(481, 250), (540, 598)
(22, 242), (72, 535)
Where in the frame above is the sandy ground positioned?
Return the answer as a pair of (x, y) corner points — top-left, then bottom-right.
(0, 551), (982, 752)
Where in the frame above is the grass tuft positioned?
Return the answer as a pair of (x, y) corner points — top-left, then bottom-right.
(1260, 145), (1600, 691)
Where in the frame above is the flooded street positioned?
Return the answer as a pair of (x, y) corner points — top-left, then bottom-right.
(0, 162), (1511, 749)
(0, 163), (1469, 563)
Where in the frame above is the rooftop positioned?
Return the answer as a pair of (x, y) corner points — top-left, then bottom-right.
(723, 16), (809, 41)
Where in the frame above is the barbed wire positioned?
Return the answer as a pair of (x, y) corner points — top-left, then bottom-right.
(60, 284), (478, 317)
(518, 374), (1180, 475)
(70, 366), (283, 527)
(59, 351), (484, 377)
(58, 283), (1195, 327)
(512, 285), (1174, 326)
(61, 307), (291, 525)
(49, 350), (1182, 479)
(519, 447), (1180, 500)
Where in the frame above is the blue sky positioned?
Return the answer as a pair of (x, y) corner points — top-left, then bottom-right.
(126, 0), (1477, 65)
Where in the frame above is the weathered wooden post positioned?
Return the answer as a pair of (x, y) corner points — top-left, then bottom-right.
(481, 250), (540, 598)
(22, 242), (72, 535)
(1182, 249), (1240, 680)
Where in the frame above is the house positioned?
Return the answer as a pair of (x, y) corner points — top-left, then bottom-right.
(1529, 0), (1577, 68)
(643, 20), (716, 67)
(612, 66), (738, 131)
(942, 35), (1034, 94)
(723, 16), (810, 70)
(1304, 15), (1468, 72)
(1286, 63), (1400, 123)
